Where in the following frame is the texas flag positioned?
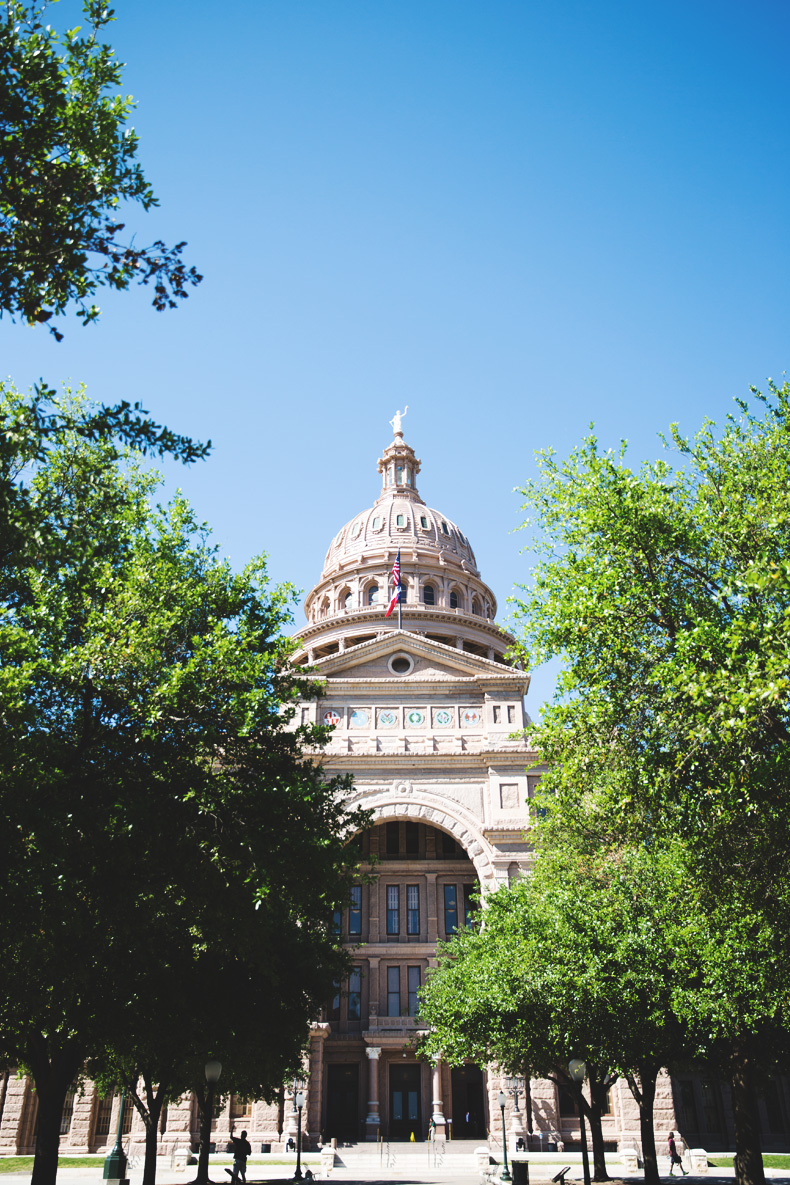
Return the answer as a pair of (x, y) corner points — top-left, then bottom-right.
(385, 550), (403, 618)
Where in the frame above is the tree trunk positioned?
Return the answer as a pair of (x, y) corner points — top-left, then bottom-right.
(195, 1083), (215, 1185)
(625, 1064), (659, 1185)
(524, 1077), (534, 1134)
(730, 1046), (765, 1185)
(130, 1073), (166, 1185)
(0, 1068), (10, 1131)
(27, 1036), (82, 1185)
(587, 1066), (611, 1181)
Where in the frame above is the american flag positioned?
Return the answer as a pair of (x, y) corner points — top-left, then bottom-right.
(385, 549), (402, 618)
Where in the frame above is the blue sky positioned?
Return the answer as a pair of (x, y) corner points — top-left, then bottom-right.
(4, 0), (789, 710)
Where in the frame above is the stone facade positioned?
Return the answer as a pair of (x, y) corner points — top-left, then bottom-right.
(2, 420), (789, 1158)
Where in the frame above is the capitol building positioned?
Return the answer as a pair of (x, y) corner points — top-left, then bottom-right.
(1, 418), (784, 1161)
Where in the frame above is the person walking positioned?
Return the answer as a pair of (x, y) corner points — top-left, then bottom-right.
(667, 1132), (688, 1176)
(226, 1129), (252, 1184)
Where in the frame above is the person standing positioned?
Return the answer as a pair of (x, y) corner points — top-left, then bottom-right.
(226, 1129), (252, 1184)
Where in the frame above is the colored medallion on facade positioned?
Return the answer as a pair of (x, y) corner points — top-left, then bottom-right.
(460, 708), (482, 727)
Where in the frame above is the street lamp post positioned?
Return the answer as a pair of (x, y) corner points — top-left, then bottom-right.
(498, 1091), (511, 1182)
(507, 1076), (526, 1114)
(568, 1060), (591, 1185)
(196, 1061), (222, 1185)
(293, 1091), (305, 1181)
(102, 1090), (128, 1184)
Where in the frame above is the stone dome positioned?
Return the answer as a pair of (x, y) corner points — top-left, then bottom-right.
(321, 488), (479, 582)
(294, 417), (513, 665)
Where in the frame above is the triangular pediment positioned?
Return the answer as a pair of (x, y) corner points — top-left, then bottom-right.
(310, 629), (529, 688)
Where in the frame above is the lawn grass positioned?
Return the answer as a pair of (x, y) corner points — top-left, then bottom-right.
(0, 1154), (322, 1175)
(0, 1159), (104, 1173)
(708, 1154), (790, 1169)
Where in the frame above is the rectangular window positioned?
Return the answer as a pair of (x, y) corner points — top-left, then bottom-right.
(558, 1085), (579, 1117)
(493, 706), (501, 723)
(407, 885), (420, 935)
(700, 1080), (721, 1132)
(348, 968), (362, 1020)
(407, 966), (421, 1016)
(765, 1080), (786, 1132)
(463, 883), (476, 928)
(349, 885), (362, 936)
(507, 705), (516, 723)
(678, 1080), (699, 1132)
(231, 1095), (252, 1120)
(332, 908), (342, 935)
(329, 982), (341, 1021)
(444, 884), (458, 935)
(386, 822), (400, 855)
(95, 1095), (114, 1137)
(387, 885), (400, 935)
(60, 1088), (76, 1136)
(387, 965), (401, 1015)
(405, 821), (419, 854)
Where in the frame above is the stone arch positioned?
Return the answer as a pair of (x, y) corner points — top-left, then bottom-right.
(360, 576), (381, 606)
(350, 796), (497, 886)
(336, 584), (353, 612)
(447, 582), (462, 610)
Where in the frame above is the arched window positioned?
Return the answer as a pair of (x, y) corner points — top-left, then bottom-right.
(423, 584), (435, 606)
(368, 586), (379, 605)
(449, 590), (459, 609)
(472, 598), (481, 616)
(343, 591), (353, 609)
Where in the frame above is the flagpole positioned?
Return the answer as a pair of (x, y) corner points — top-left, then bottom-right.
(398, 597), (402, 630)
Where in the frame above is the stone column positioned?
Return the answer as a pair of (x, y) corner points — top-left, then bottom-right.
(431, 1060), (446, 1137)
(367, 957), (381, 1024)
(365, 1047), (382, 1139)
(426, 872), (438, 943)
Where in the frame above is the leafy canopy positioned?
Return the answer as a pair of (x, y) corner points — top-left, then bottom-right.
(0, 0), (201, 336)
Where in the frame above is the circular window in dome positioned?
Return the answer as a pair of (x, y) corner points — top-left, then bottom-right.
(351, 521), (362, 539)
(388, 653), (414, 676)
(372, 516), (383, 531)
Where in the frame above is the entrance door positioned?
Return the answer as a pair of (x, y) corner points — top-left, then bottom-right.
(325, 1064), (359, 1143)
(389, 1064), (421, 1141)
(451, 1066), (486, 1139)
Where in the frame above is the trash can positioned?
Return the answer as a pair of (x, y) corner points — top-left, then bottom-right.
(261, 1144), (271, 1154)
(512, 1160), (530, 1185)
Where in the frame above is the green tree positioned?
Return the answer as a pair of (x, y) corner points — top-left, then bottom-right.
(0, 0), (201, 337)
(510, 383), (790, 1185)
(419, 833), (698, 1185)
(0, 392), (361, 1185)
